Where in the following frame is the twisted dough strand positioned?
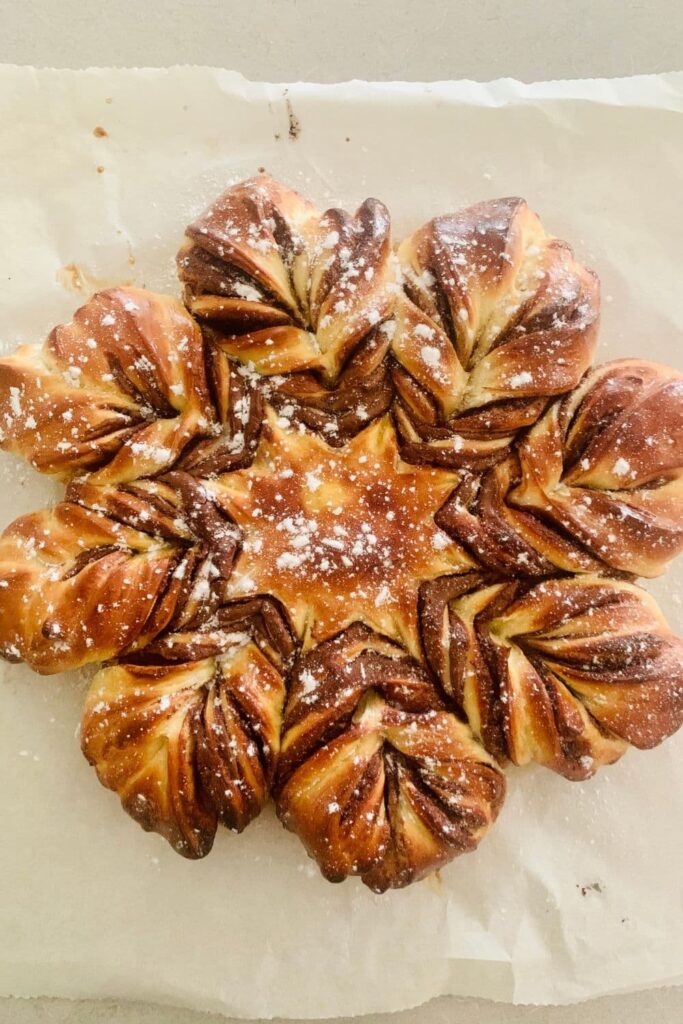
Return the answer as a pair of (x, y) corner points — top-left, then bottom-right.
(392, 197), (599, 466)
(178, 175), (398, 387)
(275, 623), (505, 891)
(81, 596), (295, 857)
(436, 360), (683, 577)
(421, 573), (683, 779)
(0, 288), (215, 483)
(0, 474), (242, 673)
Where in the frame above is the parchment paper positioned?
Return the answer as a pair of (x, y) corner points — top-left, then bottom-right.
(0, 67), (681, 1019)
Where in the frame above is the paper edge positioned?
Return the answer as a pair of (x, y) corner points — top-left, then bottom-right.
(0, 63), (682, 104)
(4, 975), (683, 1020)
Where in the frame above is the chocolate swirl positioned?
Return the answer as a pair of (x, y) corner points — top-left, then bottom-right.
(392, 198), (599, 467)
(436, 360), (683, 577)
(81, 597), (295, 857)
(0, 288), (215, 483)
(275, 623), (505, 891)
(177, 175), (397, 442)
(0, 475), (240, 673)
(421, 573), (683, 779)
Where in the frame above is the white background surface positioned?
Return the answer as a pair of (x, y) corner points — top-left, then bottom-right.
(0, 1), (681, 1022)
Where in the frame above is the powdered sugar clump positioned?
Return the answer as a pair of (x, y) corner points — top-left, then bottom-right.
(508, 371), (533, 388)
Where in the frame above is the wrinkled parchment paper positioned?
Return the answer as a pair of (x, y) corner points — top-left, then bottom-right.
(0, 67), (682, 1019)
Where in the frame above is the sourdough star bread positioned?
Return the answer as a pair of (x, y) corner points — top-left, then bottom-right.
(0, 175), (681, 891)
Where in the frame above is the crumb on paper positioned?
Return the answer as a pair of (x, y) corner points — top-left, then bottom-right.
(577, 881), (603, 897)
(424, 869), (443, 891)
(56, 263), (132, 294)
(56, 263), (90, 293)
(285, 94), (301, 140)
(96, 165), (105, 174)
(93, 126), (108, 138)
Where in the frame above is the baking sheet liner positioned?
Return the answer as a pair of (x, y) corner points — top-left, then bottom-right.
(0, 67), (681, 1018)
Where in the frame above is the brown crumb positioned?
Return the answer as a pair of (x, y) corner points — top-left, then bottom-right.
(105, 97), (112, 104)
(424, 869), (443, 891)
(577, 881), (603, 897)
(96, 165), (105, 174)
(56, 262), (131, 293)
(93, 126), (108, 138)
(56, 263), (89, 293)
(286, 97), (301, 140)
(345, 136), (351, 142)
(257, 166), (266, 174)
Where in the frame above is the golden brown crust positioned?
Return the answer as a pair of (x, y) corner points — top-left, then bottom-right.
(178, 177), (397, 381)
(0, 501), (184, 673)
(177, 175), (398, 443)
(275, 623), (505, 891)
(212, 410), (470, 654)
(436, 361), (683, 577)
(0, 475), (241, 673)
(82, 596), (294, 856)
(392, 198), (599, 467)
(420, 573), (683, 779)
(0, 288), (216, 483)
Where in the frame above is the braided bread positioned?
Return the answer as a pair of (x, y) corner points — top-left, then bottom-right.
(0, 498), (187, 673)
(0, 469), (243, 673)
(0, 176), (681, 886)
